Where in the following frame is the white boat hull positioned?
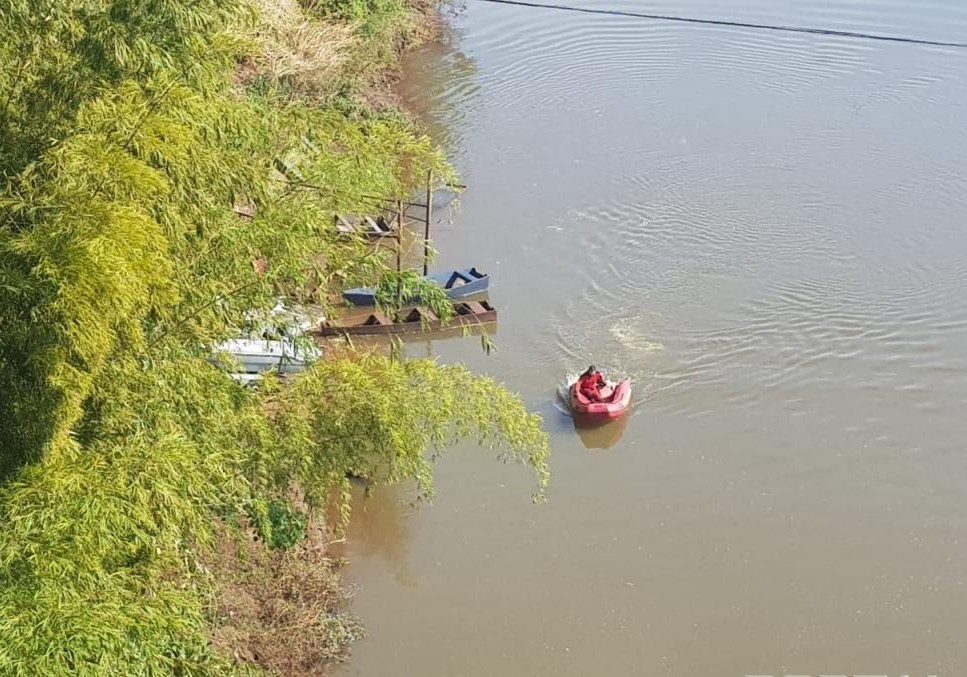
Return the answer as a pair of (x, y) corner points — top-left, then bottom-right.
(211, 338), (319, 375)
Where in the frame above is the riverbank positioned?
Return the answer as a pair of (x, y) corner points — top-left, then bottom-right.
(206, 1), (463, 674)
(0, 1), (548, 676)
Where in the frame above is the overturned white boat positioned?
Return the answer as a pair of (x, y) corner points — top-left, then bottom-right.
(211, 302), (322, 383)
(215, 336), (318, 373)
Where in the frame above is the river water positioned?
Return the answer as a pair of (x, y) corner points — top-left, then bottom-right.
(337, 2), (967, 675)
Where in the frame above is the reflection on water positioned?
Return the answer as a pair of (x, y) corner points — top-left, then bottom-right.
(574, 412), (631, 450)
(344, 1), (967, 675)
(336, 482), (418, 587)
(399, 29), (482, 161)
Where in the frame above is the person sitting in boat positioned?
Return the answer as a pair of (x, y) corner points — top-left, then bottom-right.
(577, 365), (607, 402)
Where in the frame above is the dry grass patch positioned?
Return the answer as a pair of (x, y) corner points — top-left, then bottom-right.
(242, 0), (357, 97)
(207, 517), (364, 676)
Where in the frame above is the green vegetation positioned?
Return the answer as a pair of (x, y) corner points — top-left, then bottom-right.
(308, 0), (426, 74)
(251, 498), (308, 551)
(0, 0), (548, 674)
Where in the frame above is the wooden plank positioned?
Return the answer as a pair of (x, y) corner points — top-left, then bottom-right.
(315, 303), (497, 338)
(335, 214), (354, 233)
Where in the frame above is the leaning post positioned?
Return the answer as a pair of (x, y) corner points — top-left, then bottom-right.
(423, 170), (433, 276)
(396, 199), (403, 273)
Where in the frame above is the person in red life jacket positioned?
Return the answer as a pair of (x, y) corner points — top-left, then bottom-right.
(577, 364), (607, 402)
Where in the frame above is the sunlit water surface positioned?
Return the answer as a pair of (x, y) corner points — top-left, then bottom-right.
(337, 2), (967, 675)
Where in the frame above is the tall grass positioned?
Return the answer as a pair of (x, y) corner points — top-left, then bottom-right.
(303, 0), (428, 87)
(245, 0), (357, 97)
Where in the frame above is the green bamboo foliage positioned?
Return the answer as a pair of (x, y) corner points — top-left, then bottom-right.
(0, 91), (176, 470)
(0, 351), (548, 674)
(0, 0), (243, 177)
(0, 0), (550, 672)
(0, 48), (449, 471)
(373, 270), (455, 322)
(0, 358), (258, 675)
(268, 356), (550, 524)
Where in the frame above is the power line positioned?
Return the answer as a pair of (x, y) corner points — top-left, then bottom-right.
(470, 0), (967, 50)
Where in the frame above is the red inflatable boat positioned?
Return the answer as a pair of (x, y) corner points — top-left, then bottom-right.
(570, 379), (632, 421)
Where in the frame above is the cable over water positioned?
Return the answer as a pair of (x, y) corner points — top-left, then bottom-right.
(471, 0), (967, 50)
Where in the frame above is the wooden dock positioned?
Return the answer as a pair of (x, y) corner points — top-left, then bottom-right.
(314, 301), (497, 338)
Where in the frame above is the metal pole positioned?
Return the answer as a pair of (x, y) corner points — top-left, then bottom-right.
(396, 199), (403, 273)
(423, 170), (433, 276)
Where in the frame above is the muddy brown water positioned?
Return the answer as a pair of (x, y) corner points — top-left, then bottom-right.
(336, 2), (967, 675)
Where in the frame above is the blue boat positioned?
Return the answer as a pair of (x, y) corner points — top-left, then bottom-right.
(342, 268), (490, 306)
